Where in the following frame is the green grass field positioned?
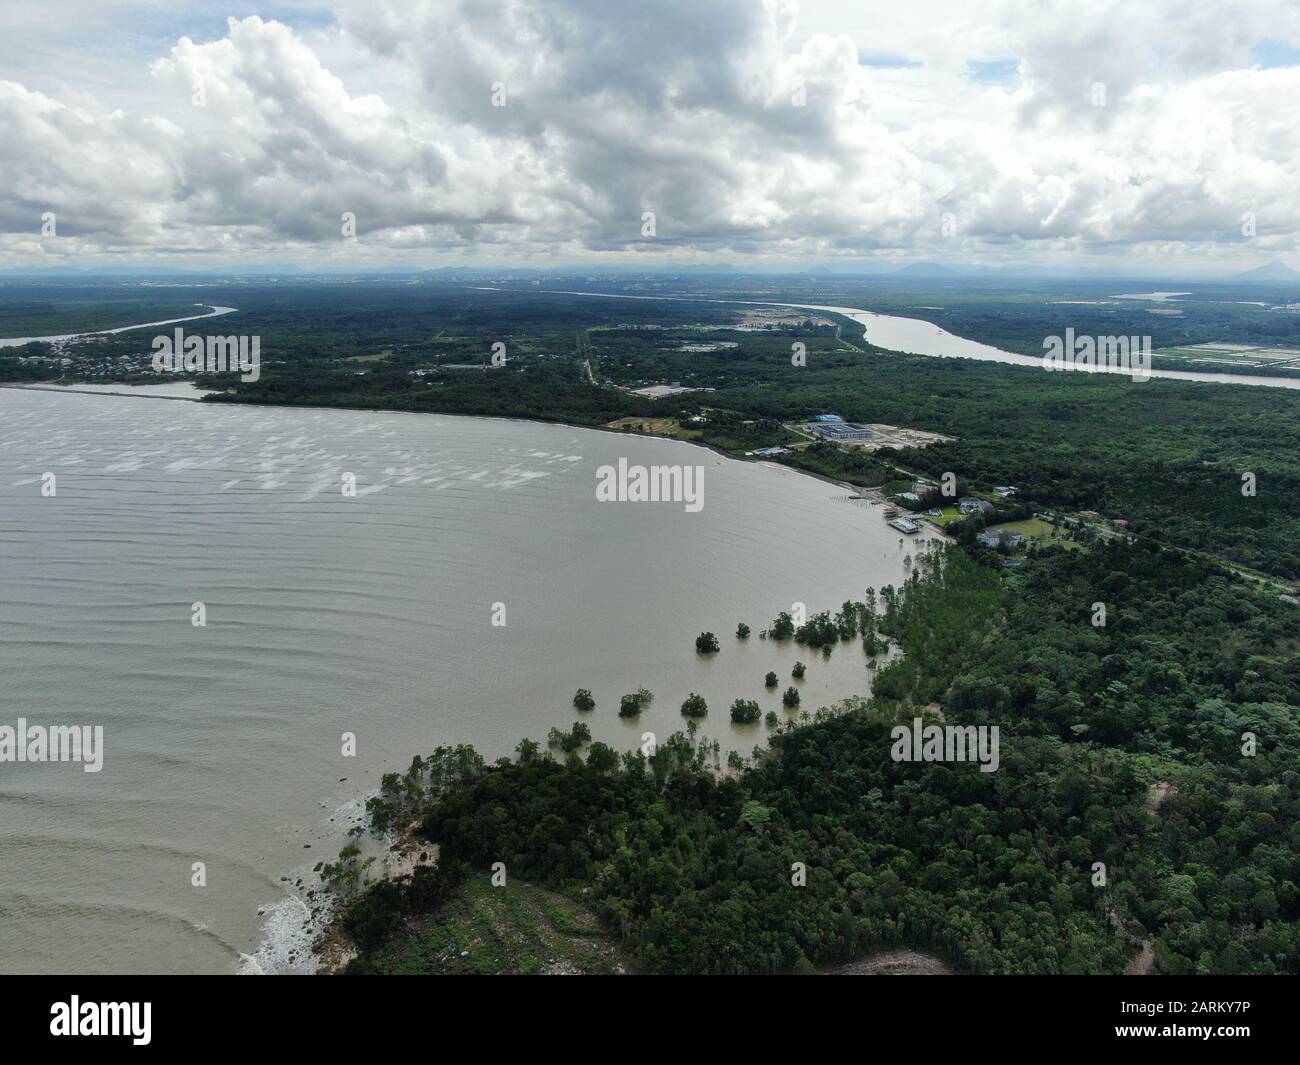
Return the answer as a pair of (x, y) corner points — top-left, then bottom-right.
(926, 505), (963, 526)
(998, 517), (1060, 537)
(996, 517), (1085, 551)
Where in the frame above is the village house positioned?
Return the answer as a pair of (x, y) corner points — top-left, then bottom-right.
(978, 528), (1025, 549)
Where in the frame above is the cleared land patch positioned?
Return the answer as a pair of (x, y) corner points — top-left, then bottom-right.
(355, 873), (631, 975)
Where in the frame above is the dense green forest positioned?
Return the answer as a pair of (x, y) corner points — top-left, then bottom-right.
(338, 542), (1300, 975)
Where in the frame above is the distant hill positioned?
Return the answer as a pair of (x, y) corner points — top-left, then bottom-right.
(891, 262), (958, 277)
(1231, 261), (1300, 282)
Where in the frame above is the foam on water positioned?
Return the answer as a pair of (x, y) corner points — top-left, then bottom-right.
(237, 894), (322, 975)
(238, 792), (373, 975)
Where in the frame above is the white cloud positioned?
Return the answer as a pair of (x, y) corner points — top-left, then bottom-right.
(1, 0), (1299, 269)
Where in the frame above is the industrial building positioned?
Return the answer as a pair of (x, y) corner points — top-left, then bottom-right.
(805, 420), (875, 442)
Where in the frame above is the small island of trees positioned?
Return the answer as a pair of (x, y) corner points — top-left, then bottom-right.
(729, 698), (761, 724)
(695, 631), (720, 653)
(618, 687), (654, 718)
(572, 688), (595, 712)
(680, 692), (708, 718)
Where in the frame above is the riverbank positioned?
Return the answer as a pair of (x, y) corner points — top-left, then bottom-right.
(3, 382), (220, 399)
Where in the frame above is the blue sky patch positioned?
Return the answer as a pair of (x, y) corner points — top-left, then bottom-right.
(967, 58), (1020, 85)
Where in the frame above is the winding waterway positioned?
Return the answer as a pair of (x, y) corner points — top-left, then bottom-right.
(544, 289), (1300, 391)
(0, 304), (238, 349)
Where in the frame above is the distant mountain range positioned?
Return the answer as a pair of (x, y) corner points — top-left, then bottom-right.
(1231, 261), (1300, 282)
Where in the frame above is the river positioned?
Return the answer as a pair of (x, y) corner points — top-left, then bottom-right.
(541, 289), (1300, 391)
(0, 304), (239, 349)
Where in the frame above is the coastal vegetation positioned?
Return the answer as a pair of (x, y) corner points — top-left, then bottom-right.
(546, 721), (590, 754)
(332, 541), (1300, 975)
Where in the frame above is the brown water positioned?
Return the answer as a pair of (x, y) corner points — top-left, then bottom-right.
(0, 387), (918, 974)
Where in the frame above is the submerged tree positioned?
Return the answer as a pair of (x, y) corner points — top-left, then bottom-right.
(619, 687), (653, 717)
(696, 631), (720, 653)
(769, 611), (796, 640)
(547, 721), (591, 753)
(794, 610), (839, 648)
(680, 692), (708, 718)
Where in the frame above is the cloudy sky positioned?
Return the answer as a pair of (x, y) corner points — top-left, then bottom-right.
(3, 0), (1300, 273)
